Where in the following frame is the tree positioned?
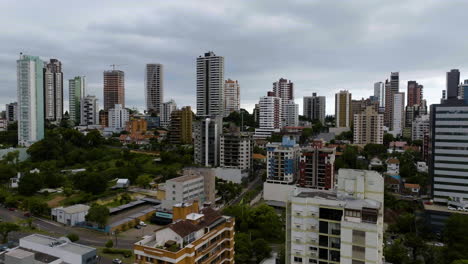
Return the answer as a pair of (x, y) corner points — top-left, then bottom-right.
(26, 198), (49, 216)
(85, 204), (110, 229)
(136, 174), (152, 189)
(384, 133), (395, 146)
(253, 238), (271, 262)
(363, 144), (387, 158)
(234, 233), (252, 263)
(0, 222), (20, 243)
(18, 172), (44, 195)
(105, 239), (114, 248)
(384, 239), (410, 264)
(444, 214), (468, 262)
(67, 233), (79, 242)
(84, 130), (104, 147)
(72, 171), (107, 195)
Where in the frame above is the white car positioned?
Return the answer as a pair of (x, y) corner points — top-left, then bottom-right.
(448, 206), (457, 210)
(457, 207), (464, 211)
(139, 221), (147, 227)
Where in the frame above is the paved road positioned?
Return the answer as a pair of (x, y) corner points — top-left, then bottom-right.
(226, 173), (263, 208)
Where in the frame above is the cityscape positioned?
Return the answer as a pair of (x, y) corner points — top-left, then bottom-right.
(1, 1), (468, 264)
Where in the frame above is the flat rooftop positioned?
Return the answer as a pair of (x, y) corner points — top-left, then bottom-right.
(295, 190), (381, 210)
(21, 234), (96, 255)
(168, 173), (202, 182)
(5, 248), (60, 263)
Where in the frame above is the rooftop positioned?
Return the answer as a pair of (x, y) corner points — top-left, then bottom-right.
(168, 173), (202, 183)
(55, 204), (90, 214)
(21, 234), (96, 255)
(295, 190), (381, 210)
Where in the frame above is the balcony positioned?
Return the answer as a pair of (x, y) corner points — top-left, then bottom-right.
(331, 229), (340, 236)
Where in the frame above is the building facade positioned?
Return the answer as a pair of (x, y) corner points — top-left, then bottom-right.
(160, 99), (177, 129)
(43, 59), (63, 122)
(51, 204), (90, 226)
(374, 82), (385, 108)
(259, 92), (282, 129)
(108, 104), (129, 132)
(194, 116), (223, 167)
(412, 114), (429, 141)
(196, 51), (224, 117)
(407, 80), (423, 107)
(299, 147), (336, 189)
(266, 136), (301, 184)
(392, 92), (405, 136)
(103, 70), (125, 111)
(446, 69), (460, 100)
(80, 96), (99, 126)
(224, 79), (240, 115)
(126, 119), (148, 134)
(220, 131), (253, 170)
(286, 169), (384, 264)
(303, 93), (326, 124)
(17, 54), (45, 147)
(353, 106), (384, 145)
(335, 90), (352, 128)
(169, 106), (193, 144)
(384, 72), (399, 128)
(284, 101), (299, 127)
(145, 64), (163, 114)
(6, 102), (18, 122)
(69, 76), (86, 125)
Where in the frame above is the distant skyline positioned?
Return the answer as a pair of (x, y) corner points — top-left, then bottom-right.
(1, 0), (467, 115)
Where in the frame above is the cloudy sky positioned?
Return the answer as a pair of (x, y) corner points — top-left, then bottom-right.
(1, 0), (467, 115)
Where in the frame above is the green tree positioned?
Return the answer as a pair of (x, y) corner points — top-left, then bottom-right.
(18, 172), (44, 195)
(384, 133), (395, 146)
(67, 233), (79, 242)
(384, 239), (410, 264)
(0, 222), (20, 243)
(72, 171), (107, 195)
(234, 233), (252, 263)
(252, 238), (271, 262)
(84, 130), (104, 147)
(136, 174), (152, 189)
(85, 204), (110, 229)
(105, 239), (114, 248)
(363, 143), (388, 158)
(444, 214), (468, 262)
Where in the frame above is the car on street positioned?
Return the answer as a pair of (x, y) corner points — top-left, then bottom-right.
(134, 225), (141, 229)
(139, 221), (147, 227)
(448, 206), (457, 210)
(112, 259), (122, 264)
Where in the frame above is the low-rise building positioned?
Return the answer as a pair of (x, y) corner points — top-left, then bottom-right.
(220, 130), (253, 171)
(266, 136), (301, 184)
(386, 158), (400, 175)
(51, 204), (90, 226)
(134, 207), (235, 264)
(416, 161), (428, 173)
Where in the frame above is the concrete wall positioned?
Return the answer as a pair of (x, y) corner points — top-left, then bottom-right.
(213, 167), (248, 184)
(263, 182), (295, 205)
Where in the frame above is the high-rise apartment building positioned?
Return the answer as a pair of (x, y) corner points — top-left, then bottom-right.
(5, 102), (18, 122)
(384, 72), (399, 127)
(392, 92), (405, 136)
(266, 136), (301, 184)
(103, 70), (125, 111)
(160, 99), (177, 129)
(259, 92), (282, 129)
(145, 64), (163, 114)
(430, 102), (468, 204)
(405, 100), (427, 128)
(284, 101), (299, 127)
(412, 114), (429, 141)
(80, 96), (99, 126)
(43, 59), (63, 122)
(374, 82), (385, 108)
(196, 51), (224, 117)
(194, 116), (223, 167)
(446, 69), (460, 100)
(286, 169), (384, 264)
(353, 106), (384, 145)
(273, 78), (294, 123)
(303, 93), (326, 124)
(125, 119), (147, 134)
(298, 146), (336, 189)
(224, 79), (240, 115)
(69, 76), (86, 125)
(108, 104), (129, 132)
(407, 81), (423, 107)
(220, 131), (253, 170)
(169, 106), (193, 145)
(134, 205), (234, 264)
(335, 90), (352, 128)
(17, 54), (45, 147)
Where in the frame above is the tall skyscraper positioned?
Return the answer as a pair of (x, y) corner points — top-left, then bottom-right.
(17, 54), (45, 147)
(5, 102), (18, 122)
(384, 72), (399, 127)
(196, 51), (224, 117)
(224, 79), (240, 115)
(353, 106), (384, 144)
(43, 59), (63, 121)
(459, 79), (468, 102)
(446, 69), (460, 99)
(160, 99), (177, 129)
(335, 90), (352, 128)
(194, 116), (223, 167)
(69, 76), (86, 125)
(392, 92), (405, 135)
(303, 93), (326, 124)
(374, 81), (385, 108)
(169, 106), (193, 145)
(273, 78), (294, 123)
(407, 81), (423, 107)
(80, 95), (99, 126)
(259, 92), (282, 129)
(145, 64), (163, 114)
(103, 70), (125, 111)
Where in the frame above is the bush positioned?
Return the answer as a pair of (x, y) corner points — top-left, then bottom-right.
(67, 233), (79, 242)
(105, 239), (114, 248)
(102, 248), (132, 258)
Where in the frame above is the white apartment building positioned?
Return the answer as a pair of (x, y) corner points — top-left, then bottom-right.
(80, 95), (99, 126)
(284, 101), (299, 127)
(391, 92), (405, 136)
(220, 132), (253, 170)
(266, 136), (301, 184)
(224, 79), (240, 115)
(193, 116), (223, 167)
(412, 114), (430, 141)
(286, 169), (384, 264)
(17, 54), (45, 147)
(51, 204), (90, 226)
(145, 63), (164, 114)
(0, 119), (7, 132)
(259, 93), (282, 129)
(160, 99), (177, 128)
(353, 106), (384, 145)
(196, 51), (225, 117)
(108, 104), (129, 132)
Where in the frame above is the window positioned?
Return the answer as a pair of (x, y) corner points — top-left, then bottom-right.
(345, 210), (361, 218)
(294, 257), (302, 263)
(352, 230), (366, 245)
(352, 246), (365, 260)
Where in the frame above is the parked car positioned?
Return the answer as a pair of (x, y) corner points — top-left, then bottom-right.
(8, 208), (16, 211)
(448, 206), (457, 211)
(457, 207), (464, 211)
(134, 225), (141, 229)
(112, 259), (122, 264)
(139, 221), (147, 227)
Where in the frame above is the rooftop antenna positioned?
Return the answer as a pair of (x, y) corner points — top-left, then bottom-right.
(109, 64), (127, 70)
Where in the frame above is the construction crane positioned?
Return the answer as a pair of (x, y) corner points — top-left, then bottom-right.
(109, 64), (127, 70)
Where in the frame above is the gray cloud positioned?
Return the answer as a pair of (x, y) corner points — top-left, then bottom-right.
(0, 0), (467, 115)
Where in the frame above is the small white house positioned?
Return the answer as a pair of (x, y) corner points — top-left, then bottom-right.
(416, 161), (428, 173)
(51, 204), (90, 226)
(116, 178), (130, 188)
(386, 158), (400, 175)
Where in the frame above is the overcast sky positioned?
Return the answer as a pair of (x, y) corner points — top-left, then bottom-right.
(1, 0), (467, 115)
